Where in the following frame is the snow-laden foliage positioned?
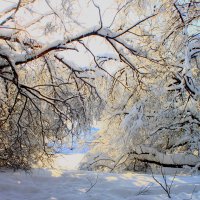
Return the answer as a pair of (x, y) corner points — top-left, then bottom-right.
(83, 0), (200, 172)
(0, 0), (199, 170)
(0, 0), (163, 169)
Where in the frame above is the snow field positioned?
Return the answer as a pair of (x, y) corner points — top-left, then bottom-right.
(1, 154), (200, 200)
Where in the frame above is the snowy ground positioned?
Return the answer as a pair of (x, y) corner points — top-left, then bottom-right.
(1, 154), (200, 200)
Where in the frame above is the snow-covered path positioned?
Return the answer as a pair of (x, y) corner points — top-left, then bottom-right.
(1, 154), (200, 200)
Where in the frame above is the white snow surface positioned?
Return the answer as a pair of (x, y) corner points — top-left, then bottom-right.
(1, 154), (200, 200)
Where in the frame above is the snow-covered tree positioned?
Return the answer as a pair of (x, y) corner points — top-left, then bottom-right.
(0, 0), (161, 169)
(0, 0), (199, 170)
(83, 0), (200, 172)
